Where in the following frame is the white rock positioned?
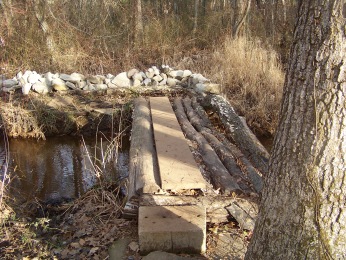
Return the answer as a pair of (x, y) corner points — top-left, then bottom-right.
(195, 83), (221, 94)
(76, 81), (87, 89)
(160, 73), (168, 80)
(3, 79), (18, 88)
(66, 81), (77, 90)
(111, 72), (131, 87)
(87, 75), (103, 84)
(22, 70), (32, 83)
(152, 67), (160, 76)
(33, 82), (50, 94)
(145, 71), (155, 79)
(3, 85), (21, 93)
(106, 73), (114, 79)
(84, 84), (96, 91)
(27, 72), (41, 84)
(127, 68), (139, 78)
(45, 72), (53, 82)
(52, 78), (68, 91)
(143, 78), (151, 86)
(60, 73), (84, 83)
(38, 77), (46, 83)
(52, 73), (60, 79)
(95, 84), (108, 90)
(18, 78), (26, 87)
(73, 72), (85, 81)
(105, 78), (111, 84)
(168, 70), (184, 79)
(107, 82), (118, 89)
(158, 78), (167, 86)
(166, 77), (179, 87)
(183, 70), (192, 78)
(190, 73), (209, 85)
(181, 77), (188, 83)
(148, 68), (154, 73)
(153, 75), (163, 82)
(22, 83), (32, 95)
(140, 72), (147, 79)
(131, 79), (141, 87)
(132, 72), (143, 82)
(16, 71), (23, 80)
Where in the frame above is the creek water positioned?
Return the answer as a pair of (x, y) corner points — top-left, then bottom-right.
(0, 135), (129, 203)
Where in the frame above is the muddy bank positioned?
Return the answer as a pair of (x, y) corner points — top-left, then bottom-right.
(0, 90), (133, 139)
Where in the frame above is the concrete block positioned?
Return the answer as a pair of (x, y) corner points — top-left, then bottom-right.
(139, 205), (206, 254)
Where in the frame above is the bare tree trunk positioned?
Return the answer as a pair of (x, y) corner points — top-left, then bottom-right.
(1, 0), (14, 36)
(33, 0), (56, 54)
(231, 0), (251, 38)
(282, 0), (287, 23)
(193, 0), (199, 35)
(246, 1), (346, 258)
(134, 0), (143, 45)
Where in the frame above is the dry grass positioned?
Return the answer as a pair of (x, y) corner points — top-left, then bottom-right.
(0, 103), (45, 140)
(207, 37), (284, 135)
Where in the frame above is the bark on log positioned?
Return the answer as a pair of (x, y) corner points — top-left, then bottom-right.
(201, 95), (269, 174)
(127, 97), (161, 200)
(191, 97), (263, 193)
(140, 194), (259, 227)
(182, 98), (254, 193)
(173, 98), (242, 195)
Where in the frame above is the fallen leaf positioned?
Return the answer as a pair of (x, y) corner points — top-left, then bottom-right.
(70, 242), (80, 248)
(88, 247), (99, 256)
(128, 241), (139, 252)
(79, 238), (86, 246)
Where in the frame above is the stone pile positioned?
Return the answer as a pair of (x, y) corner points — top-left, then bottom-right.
(0, 65), (221, 95)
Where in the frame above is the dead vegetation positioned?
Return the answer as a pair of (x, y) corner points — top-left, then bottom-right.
(0, 181), (137, 259)
(0, 91), (133, 139)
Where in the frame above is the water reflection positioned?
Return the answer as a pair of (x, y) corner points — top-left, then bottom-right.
(0, 135), (129, 203)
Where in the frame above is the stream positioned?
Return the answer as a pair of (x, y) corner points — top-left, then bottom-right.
(0, 135), (129, 203)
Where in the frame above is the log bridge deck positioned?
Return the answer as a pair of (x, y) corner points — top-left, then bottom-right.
(126, 96), (266, 255)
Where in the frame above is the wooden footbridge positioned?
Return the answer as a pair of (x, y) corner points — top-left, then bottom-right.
(125, 96), (268, 255)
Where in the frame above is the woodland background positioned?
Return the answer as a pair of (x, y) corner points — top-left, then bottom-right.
(0, 0), (299, 135)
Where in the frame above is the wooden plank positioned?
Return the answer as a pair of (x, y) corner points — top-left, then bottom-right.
(150, 97), (207, 190)
(128, 97), (161, 200)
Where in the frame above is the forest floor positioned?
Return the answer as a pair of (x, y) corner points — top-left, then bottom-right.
(1, 90), (259, 259)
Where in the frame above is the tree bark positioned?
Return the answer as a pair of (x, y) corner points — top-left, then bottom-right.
(173, 98), (242, 195)
(193, 0), (199, 36)
(182, 97), (261, 194)
(201, 94), (269, 174)
(33, 0), (56, 54)
(134, 0), (143, 45)
(191, 98), (264, 190)
(246, 1), (346, 259)
(231, 0), (251, 38)
(127, 97), (161, 200)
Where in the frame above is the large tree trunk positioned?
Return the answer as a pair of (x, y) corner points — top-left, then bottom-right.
(245, 1), (346, 259)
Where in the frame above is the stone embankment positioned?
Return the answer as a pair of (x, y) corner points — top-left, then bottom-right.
(0, 65), (221, 95)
